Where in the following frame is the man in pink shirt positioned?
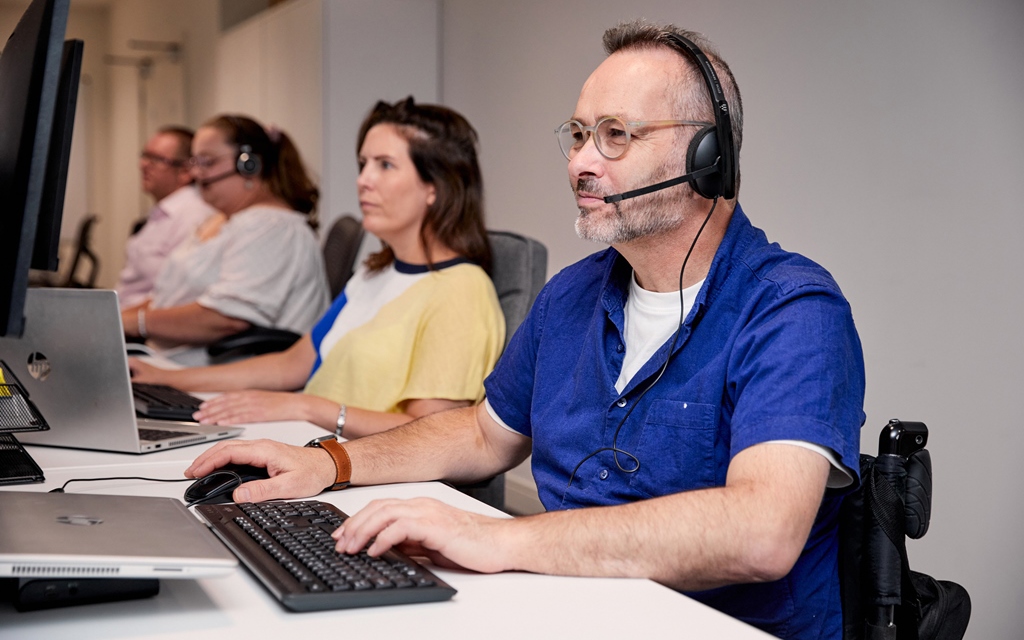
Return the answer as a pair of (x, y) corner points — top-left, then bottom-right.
(115, 126), (218, 308)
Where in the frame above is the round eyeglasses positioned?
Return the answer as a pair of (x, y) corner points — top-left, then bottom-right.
(554, 117), (711, 160)
(188, 153), (234, 170)
(140, 151), (187, 168)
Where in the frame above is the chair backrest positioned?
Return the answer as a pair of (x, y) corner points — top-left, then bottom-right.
(323, 214), (366, 299)
(129, 215), (147, 236)
(63, 213), (99, 288)
(206, 326), (302, 364)
(487, 230), (547, 347)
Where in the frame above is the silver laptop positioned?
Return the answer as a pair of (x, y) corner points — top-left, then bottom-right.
(0, 491), (237, 579)
(0, 288), (243, 453)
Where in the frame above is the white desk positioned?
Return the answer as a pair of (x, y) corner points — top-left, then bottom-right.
(1, 420), (772, 639)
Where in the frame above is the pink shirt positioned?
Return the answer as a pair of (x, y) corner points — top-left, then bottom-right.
(115, 185), (217, 308)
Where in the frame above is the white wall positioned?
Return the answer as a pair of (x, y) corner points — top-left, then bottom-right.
(214, 0), (324, 207)
(158, 0), (441, 238)
(103, 0), (220, 287)
(321, 0), (440, 233)
(441, 0), (1024, 637)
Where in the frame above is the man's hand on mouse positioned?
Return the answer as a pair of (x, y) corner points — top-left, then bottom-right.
(185, 438), (336, 502)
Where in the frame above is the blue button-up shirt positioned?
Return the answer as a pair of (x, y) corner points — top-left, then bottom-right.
(484, 203), (865, 640)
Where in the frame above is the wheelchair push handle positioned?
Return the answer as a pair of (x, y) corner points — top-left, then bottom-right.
(878, 419), (928, 457)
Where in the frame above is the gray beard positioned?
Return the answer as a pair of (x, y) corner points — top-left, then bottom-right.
(573, 173), (688, 244)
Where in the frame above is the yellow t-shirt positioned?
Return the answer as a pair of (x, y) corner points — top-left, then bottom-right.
(304, 260), (505, 413)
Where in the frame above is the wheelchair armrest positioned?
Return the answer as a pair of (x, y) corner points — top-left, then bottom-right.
(206, 326), (302, 364)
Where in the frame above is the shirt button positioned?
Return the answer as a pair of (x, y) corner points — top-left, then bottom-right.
(616, 343), (624, 353)
(616, 398), (627, 408)
(599, 469), (609, 480)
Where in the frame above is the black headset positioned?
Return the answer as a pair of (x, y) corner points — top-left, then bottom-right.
(236, 144), (262, 178)
(664, 33), (737, 200)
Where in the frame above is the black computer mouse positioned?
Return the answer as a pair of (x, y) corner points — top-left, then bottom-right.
(184, 464), (270, 505)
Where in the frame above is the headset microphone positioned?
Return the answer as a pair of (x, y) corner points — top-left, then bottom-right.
(602, 162), (719, 204)
(197, 169), (237, 187)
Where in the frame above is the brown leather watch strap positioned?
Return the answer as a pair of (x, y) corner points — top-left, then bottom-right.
(321, 437), (351, 490)
(305, 436), (351, 490)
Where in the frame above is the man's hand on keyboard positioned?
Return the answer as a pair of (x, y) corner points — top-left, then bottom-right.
(185, 438), (336, 502)
(194, 390), (307, 426)
(332, 497), (512, 574)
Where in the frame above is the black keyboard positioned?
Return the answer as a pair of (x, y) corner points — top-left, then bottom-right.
(0, 433), (45, 486)
(195, 500), (456, 612)
(132, 383), (203, 421)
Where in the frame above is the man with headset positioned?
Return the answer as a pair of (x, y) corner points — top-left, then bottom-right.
(188, 20), (864, 639)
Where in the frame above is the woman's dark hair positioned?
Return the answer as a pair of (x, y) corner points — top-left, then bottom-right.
(357, 97), (491, 274)
(205, 114), (319, 229)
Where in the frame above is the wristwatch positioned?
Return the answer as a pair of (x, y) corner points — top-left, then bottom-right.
(304, 434), (351, 491)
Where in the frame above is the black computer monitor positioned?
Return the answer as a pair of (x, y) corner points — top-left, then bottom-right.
(32, 38), (84, 273)
(0, 0), (73, 337)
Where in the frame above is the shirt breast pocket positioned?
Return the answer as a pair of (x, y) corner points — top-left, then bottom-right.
(628, 399), (718, 498)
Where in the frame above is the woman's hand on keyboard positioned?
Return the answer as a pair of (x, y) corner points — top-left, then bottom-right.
(194, 390), (308, 426)
(185, 438), (337, 502)
(332, 497), (513, 574)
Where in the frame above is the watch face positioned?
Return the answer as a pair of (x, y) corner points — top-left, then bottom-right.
(305, 434), (335, 448)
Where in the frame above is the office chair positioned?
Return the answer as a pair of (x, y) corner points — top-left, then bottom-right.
(486, 230), (548, 349)
(206, 214), (366, 364)
(454, 230), (548, 510)
(29, 214), (100, 289)
(205, 326), (302, 362)
(64, 214), (100, 288)
(839, 420), (970, 640)
(323, 214), (366, 299)
(129, 215), (147, 236)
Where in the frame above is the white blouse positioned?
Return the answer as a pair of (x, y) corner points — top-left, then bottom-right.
(150, 205), (329, 363)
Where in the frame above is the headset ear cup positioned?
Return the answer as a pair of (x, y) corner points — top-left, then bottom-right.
(236, 145), (262, 178)
(686, 125), (723, 199)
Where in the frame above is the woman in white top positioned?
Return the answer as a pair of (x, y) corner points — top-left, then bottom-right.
(129, 98), (504, 438)
(121, 115), (329, 365)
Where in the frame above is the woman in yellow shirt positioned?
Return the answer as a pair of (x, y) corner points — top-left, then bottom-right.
(130, 98), (505, 438)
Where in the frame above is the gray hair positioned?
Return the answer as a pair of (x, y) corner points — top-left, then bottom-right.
(603, 20), (743, 194)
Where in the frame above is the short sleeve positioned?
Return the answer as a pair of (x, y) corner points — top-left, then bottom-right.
(727, 281), (865, 480)
(398, 267), (505, 404)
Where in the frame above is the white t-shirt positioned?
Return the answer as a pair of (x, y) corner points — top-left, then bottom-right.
(615, 275), (704, 394)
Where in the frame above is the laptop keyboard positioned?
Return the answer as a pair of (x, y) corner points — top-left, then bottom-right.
(132, 383), (203, 421)
(195, 500), (456, 611)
